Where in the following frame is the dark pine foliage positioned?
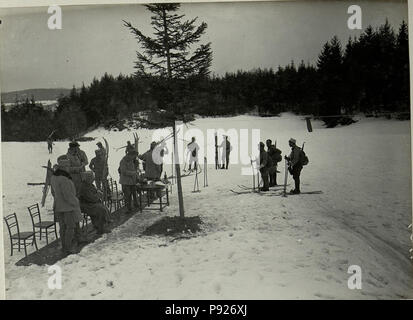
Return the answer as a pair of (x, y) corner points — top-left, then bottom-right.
(1, 20), (409, 141)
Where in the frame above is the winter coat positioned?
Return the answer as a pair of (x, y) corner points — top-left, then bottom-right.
(267, 145), (282, 164)
(288, 145), (302, 167)
(79, 181), (110, 229)
(259, 150), (272, 169)
(138, 150), (162, 180)
(125, 144), (135, 154)
(97, 147), (106, 158)
(50, 170), (82, 222)
(119, 156), (138, 185)
(89, 156), (106, 178)
(66, 149), (89, 193)
(187, 142), (200, 161)
(220, 139), (232, 155)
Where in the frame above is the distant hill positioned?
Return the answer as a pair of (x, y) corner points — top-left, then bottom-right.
(1, 88), (71, 104)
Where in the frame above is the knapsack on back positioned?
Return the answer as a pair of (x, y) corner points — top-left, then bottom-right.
(273, 148), (282, 163)
(299, 149), (309, 166)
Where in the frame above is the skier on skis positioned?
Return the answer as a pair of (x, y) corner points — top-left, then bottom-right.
(266, 139), (282, 186)
(186, 137), (200, 172)
(258, 142), (271, 191)
(219, 135), (232, 169)
(285, 138), (302, 194)
(47, 138), (54, 154)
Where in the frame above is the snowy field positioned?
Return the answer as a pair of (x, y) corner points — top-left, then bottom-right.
(1, 113), (412, 299)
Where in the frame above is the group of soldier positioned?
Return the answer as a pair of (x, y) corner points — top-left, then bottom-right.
(48, 134), (304, 254)
(258, 138), (304, 194)
(49, 138), (168, 255)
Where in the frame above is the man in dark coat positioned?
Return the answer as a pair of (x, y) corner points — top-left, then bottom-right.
(125, 141), (135, 154)
(119, 150), (139, 213)
(219, 135), (232, 169)
(138, 142), (162, 181)
(89, 150), (107, 191)
(79, 171), (111, 234)
(285, 138), (302, 194)
(47, 138), (54, 154)
(258, 142), (271, 191)
(96, 141), (106, 157)
(266, 139), (282, 186)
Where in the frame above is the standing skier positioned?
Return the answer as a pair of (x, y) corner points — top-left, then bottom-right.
(186, 137), (200, 172)
(47, 138), (54, 154)
(266, 139), (282, 186)
(285, 138), (302, 194)
(258, 142), (271, 191)
(219, 135), (232, 169)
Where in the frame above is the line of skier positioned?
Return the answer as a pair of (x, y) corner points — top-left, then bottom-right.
(258, 138), (305, 194)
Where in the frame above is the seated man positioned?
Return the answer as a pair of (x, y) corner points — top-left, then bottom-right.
(79, 171), (111, 234)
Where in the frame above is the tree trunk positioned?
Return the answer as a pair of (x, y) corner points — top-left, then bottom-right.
(173, 124), (185, 218)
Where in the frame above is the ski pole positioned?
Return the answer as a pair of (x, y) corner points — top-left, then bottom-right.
(193, 167), (200, 193)
(250, 157), (255, 191)
(283, 158), (288, 197)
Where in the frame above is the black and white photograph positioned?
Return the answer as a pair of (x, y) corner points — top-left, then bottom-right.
(0, 0), (412, 300)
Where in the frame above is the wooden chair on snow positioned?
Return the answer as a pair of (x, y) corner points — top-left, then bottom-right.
(28, 203), (58, 245)
(4, 213), (38, 257)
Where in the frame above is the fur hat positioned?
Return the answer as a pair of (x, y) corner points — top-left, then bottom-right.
(69, 141), (80, 148)
(289, 138), (296, 145)
(57, 155), (71, 170)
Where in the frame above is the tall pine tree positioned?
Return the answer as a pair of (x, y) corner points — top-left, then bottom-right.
(123, 3), (212, 79)
(124, 4), (212, 218)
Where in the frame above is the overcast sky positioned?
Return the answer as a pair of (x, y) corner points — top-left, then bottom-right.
(0, 0), (408, 92)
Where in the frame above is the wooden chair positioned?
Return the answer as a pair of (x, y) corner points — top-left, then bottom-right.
(112, 180), (125, 210)
(108, 178), (124, 211)
(4, 213), (38, 257)
(81, 212), (92, 231)
(28, 203), (58, 245)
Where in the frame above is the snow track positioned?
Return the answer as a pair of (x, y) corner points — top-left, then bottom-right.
(2, 113), (412, 299)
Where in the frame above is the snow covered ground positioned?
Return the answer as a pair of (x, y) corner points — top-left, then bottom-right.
(2, 113), (412, 299)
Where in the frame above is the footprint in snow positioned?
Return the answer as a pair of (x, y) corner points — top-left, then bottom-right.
(213, 282), (221, 294)
(175, 271), (184, 285)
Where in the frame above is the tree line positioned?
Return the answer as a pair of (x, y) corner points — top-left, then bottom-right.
(1, 19), (409, 141)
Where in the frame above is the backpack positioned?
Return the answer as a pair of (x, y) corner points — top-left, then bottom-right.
(191, 149), (197, 157)
(299, 149), (309, 166)
(273, 148), (282, 163)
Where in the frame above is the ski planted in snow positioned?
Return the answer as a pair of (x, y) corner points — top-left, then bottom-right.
(41, 160), (53, 207)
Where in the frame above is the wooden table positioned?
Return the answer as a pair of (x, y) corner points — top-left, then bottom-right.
(136, 184), (169, 212)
